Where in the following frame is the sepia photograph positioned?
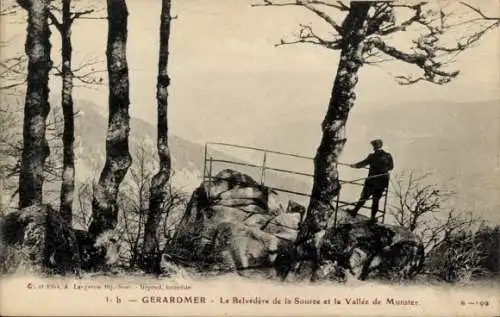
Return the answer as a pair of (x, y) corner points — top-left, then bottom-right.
(0, 0), (499, 316)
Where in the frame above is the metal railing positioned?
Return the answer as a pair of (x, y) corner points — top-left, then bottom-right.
(202, 142), (389, 226)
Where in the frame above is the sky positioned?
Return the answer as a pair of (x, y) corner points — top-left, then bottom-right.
(3, 0), (499, 147)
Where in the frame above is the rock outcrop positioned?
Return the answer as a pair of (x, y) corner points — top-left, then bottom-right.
(171, 169), (424, 281)
(170, 169), (302, 273)
(0, 205), (81, 275)
(314, 215), (424, 281)
(0, 205), (122, 275)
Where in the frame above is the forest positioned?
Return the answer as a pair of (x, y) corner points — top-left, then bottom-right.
(0, 0), (499, 284)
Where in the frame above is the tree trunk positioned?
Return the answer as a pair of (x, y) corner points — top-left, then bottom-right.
(297, 2), (371, 261)
(89, 0), (132, 237)
(18, 0), (52, 209)
(141, 0), (172, 273)
(59, 0), (75, 226)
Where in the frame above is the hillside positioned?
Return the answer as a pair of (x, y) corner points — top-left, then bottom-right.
(74, 100), (205, 188)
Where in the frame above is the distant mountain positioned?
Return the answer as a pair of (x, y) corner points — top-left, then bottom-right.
(74, 100), (203, 177)
(252, 99), (500, 224)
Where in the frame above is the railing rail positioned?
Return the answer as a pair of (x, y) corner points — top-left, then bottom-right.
(203, 142), (389, 226)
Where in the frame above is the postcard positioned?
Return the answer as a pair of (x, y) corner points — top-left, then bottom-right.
(0, 0), (499, 316)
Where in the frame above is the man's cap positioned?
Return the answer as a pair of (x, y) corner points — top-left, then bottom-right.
(370, 139), (383, 147)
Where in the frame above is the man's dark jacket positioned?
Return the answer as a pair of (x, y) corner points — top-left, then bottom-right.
(353, 149), (394, 189)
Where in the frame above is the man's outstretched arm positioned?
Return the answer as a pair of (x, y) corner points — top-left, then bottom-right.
(350, 155), (372, 169)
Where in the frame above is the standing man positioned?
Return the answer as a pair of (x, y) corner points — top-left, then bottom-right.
(347, 139), (393, 221)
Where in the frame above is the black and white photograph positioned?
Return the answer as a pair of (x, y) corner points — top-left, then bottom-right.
(0, 0), (499, 316)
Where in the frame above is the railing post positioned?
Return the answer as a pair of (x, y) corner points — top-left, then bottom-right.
(207, 157), (213, 200)
(260, 151), (267, 185)
(381, 186), (389, 223)
(333, 195), (339, 229)
(202, 143), (208, 182)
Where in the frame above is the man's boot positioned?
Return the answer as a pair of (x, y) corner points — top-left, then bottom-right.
(346, 202), (363, 217)
(370, 195), (382, 223)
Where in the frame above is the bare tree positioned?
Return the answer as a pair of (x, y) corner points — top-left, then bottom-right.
(390, 171), (453, 233)
(88, 0), (132, 238)
(121, 142), (154, 268)
(141, 0), (173, 272)
(255, 0), (500, 273)
(16, 0), (52, 209)
(46, 0), (94, 225)
(389, 171), (476, 253)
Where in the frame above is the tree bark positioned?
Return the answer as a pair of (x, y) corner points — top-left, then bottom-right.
(59, 0), (75, 226)
(18, 0), (52, 209)
(141, 0), (172, 272)
(297, 2), (371, 260)
(89, 0), (132, 237)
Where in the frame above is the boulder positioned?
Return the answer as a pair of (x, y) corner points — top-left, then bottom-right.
(169, 169), (301, 272)
(0, 205), (81, 275)
(208, 221), (281, 271)
(262, 212), (301, 241)
(315, 209), (424, 281)
(0, 205), (127, 275)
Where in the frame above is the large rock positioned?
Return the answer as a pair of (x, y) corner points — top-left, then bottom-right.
(169, 169), (301, 272)
(0, 205), (81, 275)
(0, 205), (130, 275)
(316, 212), (424, 281)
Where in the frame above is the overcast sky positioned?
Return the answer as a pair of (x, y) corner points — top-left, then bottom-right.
(3, 0), (499, 146)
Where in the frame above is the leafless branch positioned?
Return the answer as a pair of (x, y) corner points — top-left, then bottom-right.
(276, 24), (341, 50)
(51, 60), (106, 85)
(365, 37), (459, 85)
(0, 56), (25, 74)
(375, 2), (427, 36)
(72, 59), (103, 72)
(364, 2), (499, 84)
(252, 0), (299, 8)
(0, 55), (27, 90)
(0, 80), (27, 90)
(74, 16), (107, 20)
(253, 0), (344, 34)
(299, 0), (343, 34)
(74, 71), (105, 85)
(48, 11), (63, 32)
(460, 1), (500, 21)
(70, 8), (94, 22)
(253, 0), (348, 10)
(0, 2), (18, 15)
(362, 49), (392, 65)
